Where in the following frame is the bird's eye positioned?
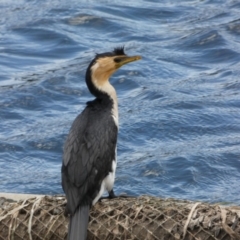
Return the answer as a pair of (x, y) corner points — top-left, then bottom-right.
(114, 58), (122, 63)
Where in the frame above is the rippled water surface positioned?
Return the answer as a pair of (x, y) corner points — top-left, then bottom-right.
(0, 0), (240, 204)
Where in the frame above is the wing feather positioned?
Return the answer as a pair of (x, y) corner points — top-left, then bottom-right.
(62, 107), (117, 214)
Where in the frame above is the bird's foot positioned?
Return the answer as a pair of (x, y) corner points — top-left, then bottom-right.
(99, 189), (135, 202)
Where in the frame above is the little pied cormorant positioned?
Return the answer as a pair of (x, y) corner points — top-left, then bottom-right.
(61, 47), (141, 240)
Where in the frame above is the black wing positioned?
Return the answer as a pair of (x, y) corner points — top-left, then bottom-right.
(61, 106), (118, 215)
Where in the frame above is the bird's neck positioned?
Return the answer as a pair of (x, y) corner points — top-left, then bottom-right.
(93, 79), (117, 101)
(86, 74), (119, 126)
(95, 80), (118, 126)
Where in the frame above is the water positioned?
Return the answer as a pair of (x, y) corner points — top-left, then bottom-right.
(0, 0), (240, 204)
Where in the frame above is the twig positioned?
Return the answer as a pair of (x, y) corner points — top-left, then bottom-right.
(183, 202), (201, 239)
(28, 196), (44, 240)
(220, 206), (238, 240)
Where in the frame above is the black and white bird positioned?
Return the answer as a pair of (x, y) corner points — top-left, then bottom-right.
(61, 47), (141, 240)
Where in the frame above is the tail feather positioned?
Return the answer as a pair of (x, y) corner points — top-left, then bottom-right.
(68, 205), (89, 240)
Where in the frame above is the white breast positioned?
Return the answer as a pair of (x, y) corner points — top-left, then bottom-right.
(92, 158), (117, 205)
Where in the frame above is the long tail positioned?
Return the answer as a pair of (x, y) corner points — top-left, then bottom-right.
(68, 205), (90, 240)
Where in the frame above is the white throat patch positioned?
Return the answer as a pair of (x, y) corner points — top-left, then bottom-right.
(91, 62), (119, 126)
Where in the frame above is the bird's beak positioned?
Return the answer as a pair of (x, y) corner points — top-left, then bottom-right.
(115, 55), (142, 68)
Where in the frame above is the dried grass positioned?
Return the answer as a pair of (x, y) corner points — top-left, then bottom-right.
(0, 195), (239, 240)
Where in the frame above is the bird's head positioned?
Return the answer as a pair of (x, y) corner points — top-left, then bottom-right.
(86, 47), (141, 97)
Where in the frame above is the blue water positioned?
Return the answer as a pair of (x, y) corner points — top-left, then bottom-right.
(0, 0), (240, 205)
